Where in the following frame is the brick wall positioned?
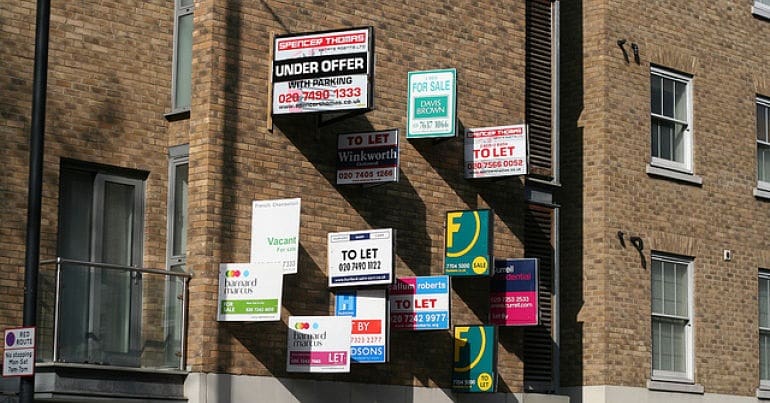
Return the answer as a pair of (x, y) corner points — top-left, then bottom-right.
(561, 0), (770, 396)
(183, 0), (532, 390)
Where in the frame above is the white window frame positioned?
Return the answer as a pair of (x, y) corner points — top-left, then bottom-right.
(651, 253), (694, 383)
(166, 144), (189, 271)
(760, 270), (770, 388)
(171, 0), (193, 113)
(650, 67), (694, 174)
(758, 97), (770, 192)
(754, 0), (770, 19)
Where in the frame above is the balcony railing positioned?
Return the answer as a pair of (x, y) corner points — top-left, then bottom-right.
(36, 258), (192, 371)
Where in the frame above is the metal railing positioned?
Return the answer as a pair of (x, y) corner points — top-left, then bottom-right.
(37, 258), (192, 370)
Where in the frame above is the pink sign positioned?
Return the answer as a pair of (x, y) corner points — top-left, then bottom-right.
(489, 259), (539, 326)
(289, 351), (348, 366)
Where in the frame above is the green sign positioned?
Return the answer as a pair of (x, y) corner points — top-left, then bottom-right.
(220, 299), (278, 315)
(444, 209), (493, 276)
(406, 69), (457, 138)
(452, 325), (497, 393)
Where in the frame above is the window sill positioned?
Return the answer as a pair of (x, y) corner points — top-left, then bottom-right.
(647, 379), (704, 394)
(753, 5), (770, 20)
(646, 165), (703, 186)
(755, 187), (770, 200)
(758, 388), (770, 399)
(164, 109), (190, 122)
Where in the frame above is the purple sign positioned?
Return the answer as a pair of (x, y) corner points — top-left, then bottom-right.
(489, 258), (539, 326)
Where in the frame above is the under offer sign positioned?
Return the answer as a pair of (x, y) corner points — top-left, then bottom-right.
(328, 228), (394, 287)
(337, 129), (399, 185)
(464, 124), (528, 179)
(3, 327), (35, 377)
(272, 27), (374, 115)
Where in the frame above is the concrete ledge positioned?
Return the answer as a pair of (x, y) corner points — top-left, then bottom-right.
(646, 164), (703, 186)
(185, 373), (570, 403)
(647, 379), (704, 394)
(754, 187), (770, 200)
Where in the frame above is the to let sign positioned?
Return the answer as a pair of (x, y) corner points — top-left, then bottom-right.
(3, 327), (35, 377)
(464, 124), (528, 179)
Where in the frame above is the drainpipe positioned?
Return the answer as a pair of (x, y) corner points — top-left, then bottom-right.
(21, 0), (50, 402)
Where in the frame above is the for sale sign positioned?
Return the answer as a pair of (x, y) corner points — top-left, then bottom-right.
(272, 27), (374, 115)
(3, 327), (35, 377)
(389, 276), (450, 331)
(407, 69), (457, 138)
(444, 209), (493, 276)
(251, 198), (300, 274)
(335, 289), (388, 363)
(328, 228), (394, 287)
(287, 316), (352, 373)
(337, 129), (399, 185)
(489, 258), (539, 326)
(217, 263), (284, 322)
(464, 124), (528, 179)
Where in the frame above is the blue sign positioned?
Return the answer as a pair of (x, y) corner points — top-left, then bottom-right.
(334, 289), (388, 363)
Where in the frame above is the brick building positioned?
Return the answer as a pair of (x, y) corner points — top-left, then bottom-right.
(0, 0), (768, 402)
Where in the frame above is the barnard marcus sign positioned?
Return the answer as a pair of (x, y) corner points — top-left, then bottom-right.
(272, 27), (374, 114)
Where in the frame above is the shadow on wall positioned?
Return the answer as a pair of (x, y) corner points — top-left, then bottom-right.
(559, 0), (585, 392)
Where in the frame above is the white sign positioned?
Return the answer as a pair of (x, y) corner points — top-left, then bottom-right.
(337, 130), (399, 185)
(272, 27), (373, 114)
(251, 198), (301, 274)
(335, 289), (388, 363)
(465, 124), (528, 178)
(217, 263), (284, 322)
(287, 316), (352, 373)
(3, 327), (35, 377)
(328, 228), (394, 287)
(406, 69), (457, 138)
(389, 276), (450, 331)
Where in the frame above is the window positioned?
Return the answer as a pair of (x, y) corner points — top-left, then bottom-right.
(755, 0), (770, 19)
(761, 271), (770, 386)
(758, 98), (770, 191)
(651, 254), (693, 381)
(172, 0), (193, 112)
(165, 145), (188, 366)
(167, 145), (189, 272)
(57, 162), (146, 366)
(650, 67), (693, 173)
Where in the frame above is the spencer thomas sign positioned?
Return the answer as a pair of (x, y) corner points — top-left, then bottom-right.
(337, 130), (399, 185)
(444, 209), (493, 276)
(272, 27), (373, 114)
(464, 124), (528, 179)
